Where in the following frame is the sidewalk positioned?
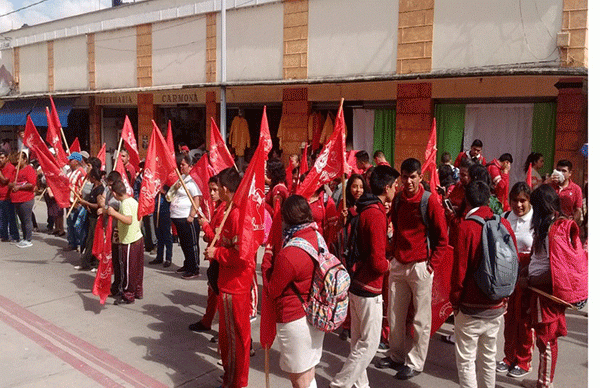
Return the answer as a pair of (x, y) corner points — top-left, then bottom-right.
(0, 204), (588, 387)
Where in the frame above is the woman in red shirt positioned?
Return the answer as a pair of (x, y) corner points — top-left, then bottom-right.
(266, 195), (323, 388)
(8, 152), (36, 248)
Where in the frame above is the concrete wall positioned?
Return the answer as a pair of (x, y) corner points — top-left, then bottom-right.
(308, 0), (398, 77)
(432, 0), (562, 70)
(19, 43), (48, 93)
(54, 35), (88, 91)
(217, 2), (283, 82)
(95, 27), (137, 89)
(152, 16), (206, 86)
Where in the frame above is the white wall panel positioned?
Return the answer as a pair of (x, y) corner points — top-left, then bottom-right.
(95, 28), (137, 89)
(54, 36), (88, 91)
(219, 2), (283, 82)
(308, 0), (398, 78)
(0, 49), (14, 96)
(153, 16), (206, 86)
(432, 0), (562, 70)
(20, 43), (48, 93)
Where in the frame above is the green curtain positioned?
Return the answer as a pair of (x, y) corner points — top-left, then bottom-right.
(373, 109), (396, 168)
(531, 102), (557, 176)
(435, 104), (466, 164)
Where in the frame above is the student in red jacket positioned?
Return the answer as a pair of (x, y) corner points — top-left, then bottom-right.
(454, 139), (486, 167)
(549, 159), (583, 224)
(487, 153), (513, 211)
(330, 165), (397, 388)
(189, 175), (223, 333)
(204, 167), (252, 388)
(8, 151), (37, 248)
(451, 181), (517, 388)
(266, 195), (322, 388)
(377, 158), (449, 380)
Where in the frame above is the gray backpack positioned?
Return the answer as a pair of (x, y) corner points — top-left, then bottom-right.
(466, 214), (519, 300)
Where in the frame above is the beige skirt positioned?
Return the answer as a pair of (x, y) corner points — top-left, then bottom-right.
(276, 316), (325, 373)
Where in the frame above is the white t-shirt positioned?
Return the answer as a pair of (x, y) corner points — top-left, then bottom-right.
(505, 209), (533, 255)
(170, 175), (202, 219)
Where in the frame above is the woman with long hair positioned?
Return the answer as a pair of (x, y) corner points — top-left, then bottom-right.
(266, 195), (323, 388)
(266, 158), (289, 215)
(521, 184), (586, 388)
(524, 152), (544, 189)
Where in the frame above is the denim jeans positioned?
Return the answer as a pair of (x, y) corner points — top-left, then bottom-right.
(0, 199), (20, 241)
(14, 199), (34, 242)
(155, 211), (173, 262)
(67, 206), (86, 249)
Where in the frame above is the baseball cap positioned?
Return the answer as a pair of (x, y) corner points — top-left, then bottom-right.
(68, 152), (83, 162)
(80, 150), (90, 159)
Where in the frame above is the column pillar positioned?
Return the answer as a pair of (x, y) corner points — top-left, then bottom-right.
(280, 87), (309, 160)
(395, 82), (433, 166)
(137, 93), (154, 159)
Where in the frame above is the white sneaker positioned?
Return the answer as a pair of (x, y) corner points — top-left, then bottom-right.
(17, 240), (32, 248)
(11, 240), (22, 245)
(90, 268), (97, 273)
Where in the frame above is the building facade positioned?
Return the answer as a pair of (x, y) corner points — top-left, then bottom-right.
(0, 0), (588, 184)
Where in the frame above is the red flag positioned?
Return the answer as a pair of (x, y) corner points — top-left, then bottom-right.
(209, 117), (236, 173)
(114, 154), (134, 196)
(120, 115), (140, 171)
(69, 137), (81, 153)
(300, 143), (309, 175)
(45, 107), (68, 167)
(285, 162), (294, 190)
(92, 215), (114, 305)
(296, 100), (347, 199)
(190, 153), (216, 222)
(137, 121), (179, 219)
(260, 106), (273, 155)
(526, 162), (532, 188)
(166, 120), (175, 157)
(23, 116), (71, 208)
(422, 119), (441, 204)
(97, 143), (106, 171)
(431, 246), (455, 334)
(48, 96), (63, 130)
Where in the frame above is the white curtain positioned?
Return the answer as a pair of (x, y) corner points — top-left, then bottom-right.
(352, 109), (374, 156)
(464, 104), (534, 187)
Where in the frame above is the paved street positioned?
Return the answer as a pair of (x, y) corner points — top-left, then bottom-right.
(0, 204), (588, 387)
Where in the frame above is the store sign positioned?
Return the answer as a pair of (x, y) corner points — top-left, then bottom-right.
(96, 95), (137, 105)
(156, 91), (201, 105)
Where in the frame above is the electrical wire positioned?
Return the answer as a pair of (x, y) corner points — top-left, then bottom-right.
(0, 0), (51, 19)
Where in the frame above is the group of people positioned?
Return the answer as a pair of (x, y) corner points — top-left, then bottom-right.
(0, 131), (587, 388)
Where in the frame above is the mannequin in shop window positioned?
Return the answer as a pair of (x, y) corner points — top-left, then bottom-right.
(229, 109), (250, 157)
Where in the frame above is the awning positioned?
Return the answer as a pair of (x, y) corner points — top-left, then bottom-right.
(0, 98), (74, 127)
(29, 98), (75, 127)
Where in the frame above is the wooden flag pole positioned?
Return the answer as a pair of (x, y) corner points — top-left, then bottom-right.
(174, 167), (205, 219)
(60, 127), (70, 154)
(115, 136), (124, 168)
(265, 348), (270, 388)
(66, 179), (87, 218)
(529, 287), (577, 310)
(341, 173), (347, 224)
(208, 200), (234, 250)
(13, 147), (23, 186)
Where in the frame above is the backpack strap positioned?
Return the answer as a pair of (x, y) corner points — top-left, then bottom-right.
(420, 190), (432, 259)
(502, 211), (511, 219)
(285, 236), (320, 307)
(465, 214), (486, 225)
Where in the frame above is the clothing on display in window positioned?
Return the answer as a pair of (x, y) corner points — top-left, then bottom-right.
(229, 115), (250, 156)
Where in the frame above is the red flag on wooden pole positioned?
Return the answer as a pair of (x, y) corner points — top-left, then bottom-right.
(209, 117), (236, 173)
(120, 115), (140, 171)
(422, 119), (441, 205)
(526, 162), (533, 188)
(190, 153), (217, 222)
(23, 116), (71, 208)
(69, 137), (81, 154)
(137, 121), (179, 219)
(92, 215), (114, 304)
(300, 143), (309, 175)
(97, 143), (106, 171)
(296, 99), (347, 199)
(45, 107), (68, 167)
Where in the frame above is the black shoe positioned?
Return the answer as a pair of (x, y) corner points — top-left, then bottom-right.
(375, 356), (403, 370)
(176, 267), (186, 273)
(394, 365), (421, 380)
(182, 271), (200, 279)
(249, 347), (256, 357)
(189, 321), (211, 332)
(163, 261), (172, 268)
(339, 328), (350, 341)
(113, 296), (134, 305)
(149, 258), (163, 265)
